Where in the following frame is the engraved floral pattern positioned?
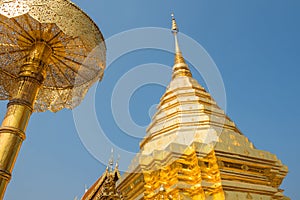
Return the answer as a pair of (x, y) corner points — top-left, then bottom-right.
(0, 0), (106, 112)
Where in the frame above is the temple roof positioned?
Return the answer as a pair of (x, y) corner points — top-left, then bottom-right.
(81, 161), (123, 200)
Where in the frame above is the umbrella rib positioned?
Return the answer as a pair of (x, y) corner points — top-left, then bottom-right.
(39, 23), (42, 40)
(1, 53), (29, 75)
(0, 43), (20, 47)
(53, 53), (98, 72)
(49, 57), (73, 85)
(0, 68), (17, 79)
(25, 15), (36, 40)
(14, 52), (30, 62)
(51, 55), (90, 81)
(0, 21), (33, 44)
(43, 23), (55, 42)
(50, 36), (78, 46)
(0, 32), (32, 46)
(52, 44), (86, 49)
(11, 18), (35, 42)
(6, 52), (29, 66)
(0, 48), (29, 56)
(48, 64), (65, 104)
(0, 52), (29, 78)
(47, 30), (63, 44)
(54, 49), (87, 58)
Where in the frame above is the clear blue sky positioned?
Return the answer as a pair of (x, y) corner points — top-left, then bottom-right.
(1, 1), (299, 199)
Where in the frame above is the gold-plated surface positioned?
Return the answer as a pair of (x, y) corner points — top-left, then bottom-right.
(171, 14), (191, 79)
(116, 15), (289, 200)
(0, 41), (49, 199)
(0, 0), (106, 199)
(82, 162), (124, 200)
(0, 0), (106, 112)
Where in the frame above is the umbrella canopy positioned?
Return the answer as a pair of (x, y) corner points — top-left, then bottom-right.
(0, 0), (106, 112)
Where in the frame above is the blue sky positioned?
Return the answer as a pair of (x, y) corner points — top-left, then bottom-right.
(1, 0), (299, 199)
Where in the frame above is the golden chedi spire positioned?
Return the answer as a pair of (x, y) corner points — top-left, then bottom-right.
(118, 14), (288, 200)
(171, 13), (192, 79)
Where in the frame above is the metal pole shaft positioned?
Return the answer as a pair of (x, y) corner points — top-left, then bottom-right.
(0, 42), (51, 199)
(0, 78), (40, 199)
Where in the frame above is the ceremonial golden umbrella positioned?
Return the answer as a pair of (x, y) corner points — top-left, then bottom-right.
(0, 0), (106, 198)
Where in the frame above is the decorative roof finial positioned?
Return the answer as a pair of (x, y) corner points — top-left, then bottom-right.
(115, 154), (120, 169)
(171, 13), (192, 78)
(108, 148), (114, 172)
(84, 184), (88, 193)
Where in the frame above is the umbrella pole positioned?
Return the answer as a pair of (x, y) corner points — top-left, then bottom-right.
(0, 42), (51, 199)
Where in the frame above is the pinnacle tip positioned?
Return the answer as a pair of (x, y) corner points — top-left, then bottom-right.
(171, 13), (178, 33)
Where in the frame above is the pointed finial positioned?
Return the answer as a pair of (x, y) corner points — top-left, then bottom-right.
(115, 154), (120, 168)
(84, 184), (88, 193)
(171, 13), (182, 56)
(108, 148), (114, 172)
(171, 13), (178, 33)
(170, 13), (192, 78)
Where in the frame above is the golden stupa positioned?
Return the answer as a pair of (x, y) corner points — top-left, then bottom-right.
(83, 15), (288, 200)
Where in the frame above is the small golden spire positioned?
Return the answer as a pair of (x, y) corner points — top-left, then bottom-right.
(171, 13), (185, 64)
(171, 13), (192, 78)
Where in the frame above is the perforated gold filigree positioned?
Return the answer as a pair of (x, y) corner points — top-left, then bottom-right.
(0, 0), (106, 112)
(0, 0), (31, 18)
